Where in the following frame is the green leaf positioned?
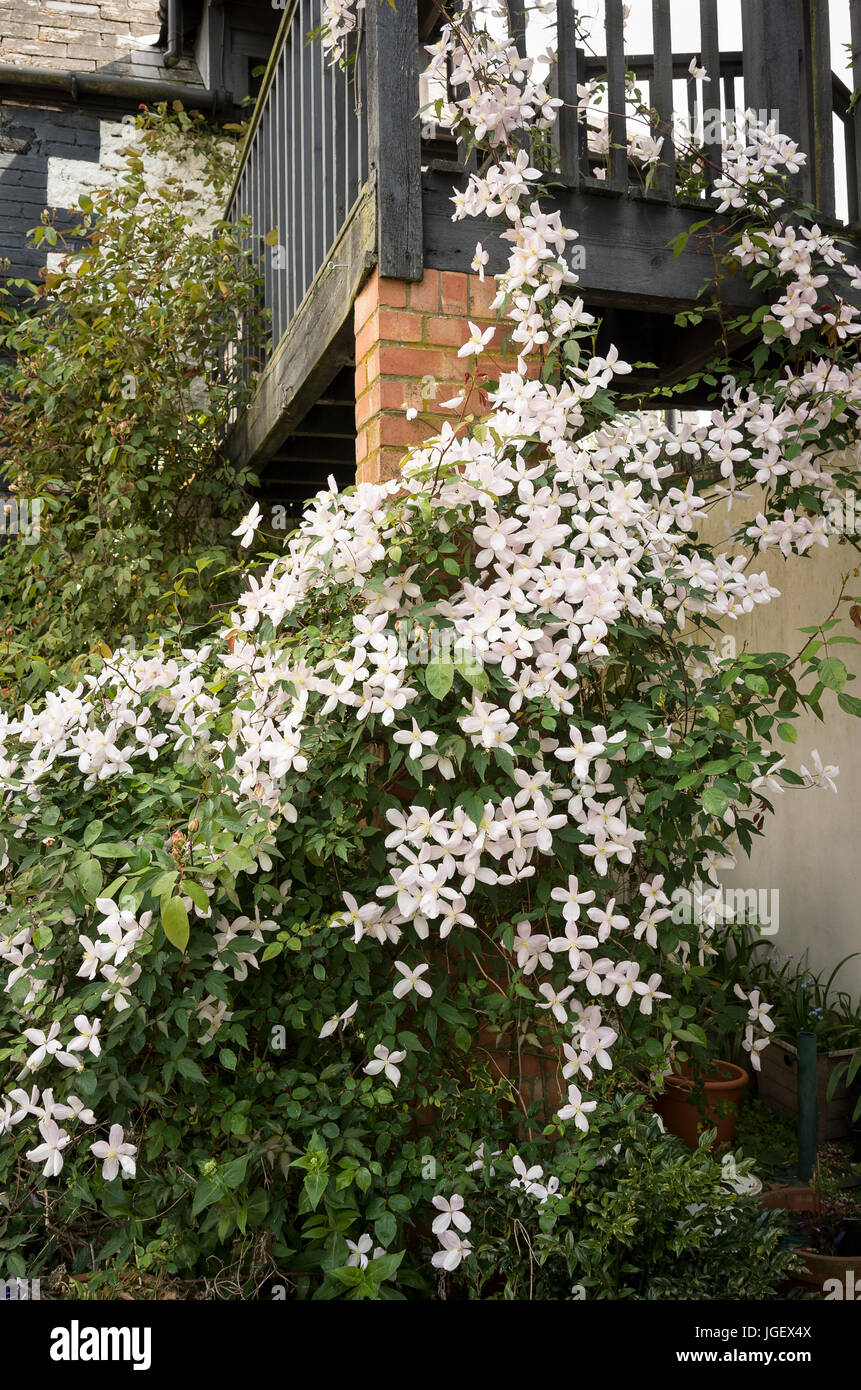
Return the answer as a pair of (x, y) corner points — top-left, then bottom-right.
(455, 790), (486, 827)
(223, 1154), (249, 1189)
(176, 1057), (206, 1084)
(303, 1171), (329, 1209)
(374, 1211), (397, 1248)
(425, 659), (454, 699)
(76, 856), (103, 903)
(837, 691), (861, 718)
(162, 897), (190, 952)
(367, 1251), (403, 1282)
(185, 880), (210, 912)
(701, 787), (729, 818)
(819, 657), (847, 692)
(453, 643), (489, 692)
(777, 721), (797, 743)
(192, 1178), (221, 1217)
(744, 673), (769, 695)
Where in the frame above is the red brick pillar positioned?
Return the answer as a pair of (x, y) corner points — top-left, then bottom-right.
(354, 268), (514, 486)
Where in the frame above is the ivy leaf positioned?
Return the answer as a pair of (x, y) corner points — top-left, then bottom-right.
(162, 897), (190, 952)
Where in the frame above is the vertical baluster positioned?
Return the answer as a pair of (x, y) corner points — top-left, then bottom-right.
(312, 3), (324, 281)
(651, 0), (675, 200)
(290, 22), (299, 322)
(253, 132), (263, 364)
(326, 31), (335, 255)
(299, 1), (309, 305)
(333, 30), (347, 228)
(278, 47), (288, 345)
(698, 0), (720, 190)
(604, 0), (627, 190)
(264, 108), (274, 355)
(575, 42), (589, 176)
(556, 0), (580, 187)
(268, 67), (279, 347)
(343, 60), (352, 220)
(686, 76), (696, 137)
(743, 0), (804, 200)
(723, 72), (735, 133)
(314, 0), (325, 273)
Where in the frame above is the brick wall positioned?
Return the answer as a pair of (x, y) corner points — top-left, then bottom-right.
(355, 268), (524, 486)
(0, 1), (171, 74)
(0, 2), (213, 287)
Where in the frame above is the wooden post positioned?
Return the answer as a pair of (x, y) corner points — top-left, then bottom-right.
(850, 0), (861, 224)
(507, 0), (527, 56)
(604, 0), (628, 191)
(805, 0), (835, 218)
(698, 0), (721, 190)
(741, 0), (805, 198)
(651, 0), (675, 200)
(556, 0), (580, 188)
(366, 0), (423, 281)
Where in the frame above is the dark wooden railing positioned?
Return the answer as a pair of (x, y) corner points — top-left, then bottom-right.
(550, 0), (860, 219)
(226, 0), (860, 458)
(225, 0), (369, 377)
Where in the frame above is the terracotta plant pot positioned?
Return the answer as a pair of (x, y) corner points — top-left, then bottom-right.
(654, 1061), (748, 1148)
(759, 1186), (861, 1293)
(410, 1029), (563, 1144)
(478, 1028), (564, 1125)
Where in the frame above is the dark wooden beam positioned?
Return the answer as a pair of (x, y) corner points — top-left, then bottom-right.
(366, 0), (423, 280)
(423, 174), (760, 313)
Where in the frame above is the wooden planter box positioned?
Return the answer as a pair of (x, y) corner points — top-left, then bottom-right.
(756, 1038), (858, 1142)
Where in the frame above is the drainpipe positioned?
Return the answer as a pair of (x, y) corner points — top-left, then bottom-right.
(164, 0), (183, 69)
(796, 1030), (818, 1183)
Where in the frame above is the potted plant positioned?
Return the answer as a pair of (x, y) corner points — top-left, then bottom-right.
(747, 951), (861, 1142)
(652, 965), (752, 1148)
(759, 1185), (861, 1292)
